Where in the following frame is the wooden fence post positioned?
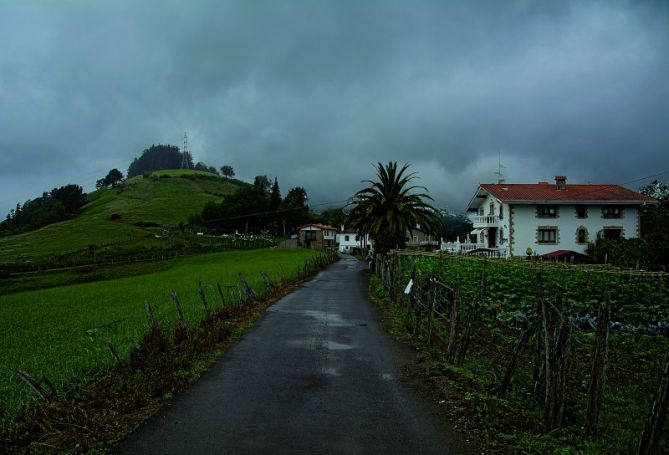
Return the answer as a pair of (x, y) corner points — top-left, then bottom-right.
(446, 282), (460, 363)
(198, 281), (210, 317)
(541, 295), (571, 430)
(426, 279), (437, 346)
(533, 273), (545, 398)
(261, 271), (275, 290)
(638, 355), (669, 455)
(171, 291), (186, 327)
(497, 327), (532, 397)
(106, 340), (121, 365)
(144, 300), (156, 327)
(236, 284), (244, 306)
(586, 299), (612, 436)
(17, 370), (52, 401)
(238, 273), (258, 301)
(216, 282), (226, 307)
(412, 279), (422, 336)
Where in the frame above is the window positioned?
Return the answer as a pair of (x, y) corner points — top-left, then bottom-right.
(576, 227), (587, 244)
(489, 202), (495, 216)
(345, 235), (350, 242)
(576, 206), (587, 218)
(602, 207), (622, 218)
(603, 228), (622, 239)
(538, 227), (557, 244)
(537, 205), (557, 218)
(355, 235), (359, 242)
(499, 204), (504, 220)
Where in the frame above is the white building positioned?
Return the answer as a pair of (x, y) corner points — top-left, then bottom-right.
(455, 176), (656, 258)
(336, 226), (372, 253)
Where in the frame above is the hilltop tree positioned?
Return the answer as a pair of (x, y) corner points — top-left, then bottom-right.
(194, 162), (219, 174)
(127, 144), (191, 177)
(347, 162), (441, 254)
(221, 165), (235, 177)
(96, 169), (124, 188)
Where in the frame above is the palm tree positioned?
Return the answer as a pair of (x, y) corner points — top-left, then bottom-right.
(347, 162), (441, 255)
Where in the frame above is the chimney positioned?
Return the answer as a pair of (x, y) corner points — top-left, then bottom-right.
(555, 175), (567, 190)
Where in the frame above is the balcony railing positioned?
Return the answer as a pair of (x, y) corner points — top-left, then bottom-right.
(473, 215), (501, 227)
(440, 239), (509, 258)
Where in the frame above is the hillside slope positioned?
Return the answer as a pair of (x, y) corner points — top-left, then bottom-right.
(0, 170), (245, 267)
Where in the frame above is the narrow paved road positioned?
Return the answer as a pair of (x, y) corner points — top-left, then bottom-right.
(117, 255), (470, 454)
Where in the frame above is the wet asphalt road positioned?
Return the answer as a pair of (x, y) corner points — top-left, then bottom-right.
(117, 254), (470, 454)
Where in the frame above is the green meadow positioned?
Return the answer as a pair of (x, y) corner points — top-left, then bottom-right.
(0, 170), (244, 268)
(0, 248), (318, 427)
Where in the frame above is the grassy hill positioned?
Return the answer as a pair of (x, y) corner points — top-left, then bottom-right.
(0, 170), (247, 269)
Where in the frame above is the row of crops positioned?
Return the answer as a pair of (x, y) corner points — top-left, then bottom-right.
(391, 251), (669, 326)
(376, 251), (669, 453)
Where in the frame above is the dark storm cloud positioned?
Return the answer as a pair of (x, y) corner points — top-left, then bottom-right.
(1, 0), (668, 217)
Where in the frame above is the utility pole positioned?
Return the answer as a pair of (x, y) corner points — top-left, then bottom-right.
(494, 150), (506, 184)
(180, 132), (192, 169)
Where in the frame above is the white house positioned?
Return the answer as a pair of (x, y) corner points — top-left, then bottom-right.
(336, 226), (373, 253)
(405, 224), (439, 248)
(454, 176), (656, 258)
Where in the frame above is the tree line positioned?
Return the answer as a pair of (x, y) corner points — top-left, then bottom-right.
(1, 185), (86, 235)
(196, 163), (473, 242)
(127, 144), (233, 179)
(197, 176), (311, 235)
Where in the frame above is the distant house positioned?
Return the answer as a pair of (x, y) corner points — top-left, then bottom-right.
(298, 223), (338, 249)
(455, 175), (656, 258)
(405, 224), (439, 248)
(336, 226), (373, 253)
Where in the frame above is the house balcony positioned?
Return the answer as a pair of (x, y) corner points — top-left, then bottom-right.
(440, 240), (509, 258)
(473, 215), (501, 228)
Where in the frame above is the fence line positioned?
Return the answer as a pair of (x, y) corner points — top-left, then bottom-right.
(374, 251), (669, 449)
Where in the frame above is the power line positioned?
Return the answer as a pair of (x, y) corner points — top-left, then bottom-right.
(202, 198), (353, 224)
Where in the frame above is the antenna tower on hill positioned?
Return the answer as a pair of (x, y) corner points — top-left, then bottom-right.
(494, 150), (506, 184)
(180, 132), (192, 169)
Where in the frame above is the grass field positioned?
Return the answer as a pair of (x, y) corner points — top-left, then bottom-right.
(0, 248), (318, 427)
(0, 170), (244, 268)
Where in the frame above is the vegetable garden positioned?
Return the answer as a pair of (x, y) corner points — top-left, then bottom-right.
(373, 251), (669, 454)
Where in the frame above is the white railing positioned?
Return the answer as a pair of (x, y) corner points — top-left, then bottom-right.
(460, 243), (483, 252)
(469, 249), (506, 258)
(473, 215), (500, 226)
(440, 238), (509, 258)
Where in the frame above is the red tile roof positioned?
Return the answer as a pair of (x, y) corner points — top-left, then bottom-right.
(480, 183), (656, 203)
(297, 223), (338, 231)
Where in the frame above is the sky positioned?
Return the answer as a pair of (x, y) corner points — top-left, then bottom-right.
(1, 0), (668, 217)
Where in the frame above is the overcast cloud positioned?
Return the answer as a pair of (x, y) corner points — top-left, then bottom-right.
(1, 0), (668, 217)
